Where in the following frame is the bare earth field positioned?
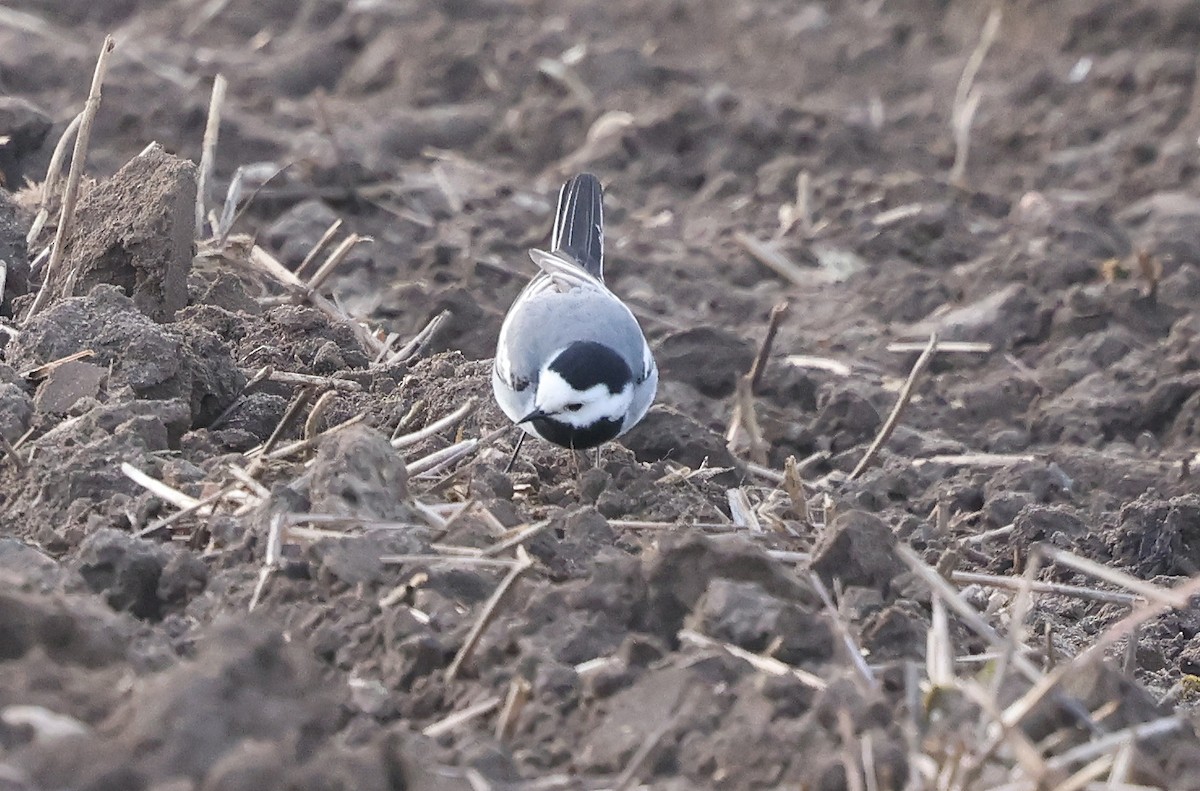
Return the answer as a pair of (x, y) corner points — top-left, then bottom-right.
(3, 0), (1200, 789)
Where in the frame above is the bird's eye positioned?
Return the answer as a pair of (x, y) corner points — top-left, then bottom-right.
(566, 403), (583, 412)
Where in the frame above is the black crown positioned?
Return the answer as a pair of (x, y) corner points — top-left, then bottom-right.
(547, 341), (632, 394)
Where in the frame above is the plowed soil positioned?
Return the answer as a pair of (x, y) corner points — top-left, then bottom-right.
(3, 1), (1200, 789)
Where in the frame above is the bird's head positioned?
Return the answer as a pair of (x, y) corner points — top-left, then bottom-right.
(519, 341), (634, 448)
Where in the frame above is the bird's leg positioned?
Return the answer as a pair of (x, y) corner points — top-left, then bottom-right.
(504, 432), (526, 474)
(593, 445), (602, 470)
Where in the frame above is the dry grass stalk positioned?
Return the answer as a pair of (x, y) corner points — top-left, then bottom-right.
(734, 231), (809, 286)
(608, 519), (736, 531)
(749, 302), (789, 392)
(407, 438), (479, 478)
(380, 554), (519, 570)
(548, 110), (634, 179)
(25, 36), (115, 322)
(743, 460), (785, 484)
(765, 550), (811, 564)
(120, 462), (201, 510)
(27, 247), (50, 283)
(287, 525), (372, 541)
(1122, 623), (1139, 676)
(914, 452), (1035, 468)
(248, 245), (383, 356)
(1045, 717), (1183, 774)
(1000, 572), (1200, 732)
(481, 520), (552, 558)
(372, 331), (400, 365)
(388, 309), (451, 365)
(213, 166), (247, 244)
(224, 464), (271, 500)
(951, 570), (1136, 606)
(1039, 546), (1187, 608)
(471, 504), (515, 538)
(294, 219), (344, 281)
(462, 768), (493, 791)
(678, 629), (827, 689)
(445, 546), (533, 683)
(494, 677), (532, 742)
(1134, 250), (1162, 300)
(183, 0), (235, 35)
(537, 55), (595, 110)
(1054, 754), (1115, 790)
(777, 170), (814, 238)
(214, 161), (294, 245)
(0, 434), (25, 470)
(850, 331), (939, 479)
(895, 545), (1046, 685)
(783, 354), (853, 376)
(726, 488), (763, 532)
(886, 340), (992, 354)
(247, 514), (283, 611)
(950, 7), (1002, 186)
(955, 678), (1051, 782)
(26, 112), (83, 247)
(809, 573), (876, 689)
(195, 74), (227, 238)
(257, 414), (365, 463)
(1107, 740), (1135, 787)
(254, 386), (315, 464)
(20, 348), (95, 379)
(926, 596), (954, 689)
(11, 425), (36, 452)
(133, 484), (237, 538)
(288, 512), (425, 530)
(421, 696), (502, 739)
(0, 6), (48, 37)
(427, 500), (481, 542)
(983, 551), (1043, 741)
(872, 203), (924, 227)
(961, 523), (1015, 545)
(244, 366), (362, 392)
(430, 162), (464, 213)
(726, 375), (768, 465)
(393, 398), (428, 435)
(655, 462), (735, 485)
(392, 398), (476, 449)
(430, 543), (485, 557)
(304, 233), (366, 294)
(412, 500), (451, 529)
(210, 365), (274, 429)
(782, 453), (811, 523)
(303, 390), (336, 441)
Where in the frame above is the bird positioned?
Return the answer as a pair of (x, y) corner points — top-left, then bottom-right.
(491, 172), (657, 467)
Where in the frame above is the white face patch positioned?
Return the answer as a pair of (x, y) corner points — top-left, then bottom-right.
(535, 368), (631, 428)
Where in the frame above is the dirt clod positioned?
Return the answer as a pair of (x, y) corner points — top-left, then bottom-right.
(11, 286), (243, 430)
(74, 528), (176, 620)
(33, 360), (105, 414)
(308, 425), (410, 518)
(48, 145), (195, 323)
(810, 511), (904, 594)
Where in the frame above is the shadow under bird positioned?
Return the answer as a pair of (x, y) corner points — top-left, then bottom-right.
(491, 173), (657, 463)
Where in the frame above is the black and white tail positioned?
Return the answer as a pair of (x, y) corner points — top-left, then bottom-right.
(551, 173), (605, 280)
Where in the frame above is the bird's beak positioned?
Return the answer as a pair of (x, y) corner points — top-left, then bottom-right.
(518, 408), (546, 424)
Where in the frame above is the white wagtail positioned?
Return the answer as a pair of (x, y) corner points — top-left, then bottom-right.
(492, 173), (657, 465)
